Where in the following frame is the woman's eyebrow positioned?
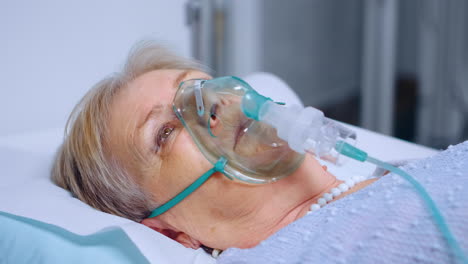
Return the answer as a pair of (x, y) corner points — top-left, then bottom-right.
(139, 70), (193, 129)
(173, 70), (192, 89)
(139, 104), (164, 129)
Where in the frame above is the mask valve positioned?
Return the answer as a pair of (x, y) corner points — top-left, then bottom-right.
(242, 93), (356, 163)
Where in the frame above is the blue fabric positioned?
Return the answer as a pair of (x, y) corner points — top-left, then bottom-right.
(0, 211), (149, 264)
(218, 141), (468, 264)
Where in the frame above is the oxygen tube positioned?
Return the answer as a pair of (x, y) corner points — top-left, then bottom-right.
(336, 141), (467, 264)
(242, 90), (468, 264)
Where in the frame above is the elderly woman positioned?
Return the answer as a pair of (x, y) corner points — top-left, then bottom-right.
(52, 41), (467, 263)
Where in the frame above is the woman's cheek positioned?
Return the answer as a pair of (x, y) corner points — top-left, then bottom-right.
(172, 130), (210, 169)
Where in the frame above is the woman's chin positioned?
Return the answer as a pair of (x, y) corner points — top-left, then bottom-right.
(235, 144), (294, 168)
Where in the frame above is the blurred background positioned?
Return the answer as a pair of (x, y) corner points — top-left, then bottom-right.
(2, 0), (467, 149)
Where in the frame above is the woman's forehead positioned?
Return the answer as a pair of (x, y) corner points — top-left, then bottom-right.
(114, 70), (207, 120)
(110, 71), (178, 131)
(107, 69), (210, 155)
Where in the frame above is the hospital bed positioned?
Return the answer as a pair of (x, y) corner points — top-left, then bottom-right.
(0, 73), (437, 263)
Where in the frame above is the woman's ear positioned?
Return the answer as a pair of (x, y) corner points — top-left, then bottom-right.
(141, 218), (202, 249)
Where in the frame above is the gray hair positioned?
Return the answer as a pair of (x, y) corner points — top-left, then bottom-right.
(51, 40), (207, 222)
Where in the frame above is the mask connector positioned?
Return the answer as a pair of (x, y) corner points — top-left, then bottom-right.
(241, 90), (273, 121)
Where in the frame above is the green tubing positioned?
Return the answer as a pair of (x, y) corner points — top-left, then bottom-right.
(335, 141), (368, 161)
(366, 156), (467, 264)
(335, 140), (467, 264)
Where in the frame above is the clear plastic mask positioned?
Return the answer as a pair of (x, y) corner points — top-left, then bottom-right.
(173, 76), (304, 184)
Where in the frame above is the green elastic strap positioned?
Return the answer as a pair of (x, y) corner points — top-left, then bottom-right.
(149, 157), (228, 218)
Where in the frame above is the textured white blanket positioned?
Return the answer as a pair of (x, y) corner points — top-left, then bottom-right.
(218, 141), (468, 264)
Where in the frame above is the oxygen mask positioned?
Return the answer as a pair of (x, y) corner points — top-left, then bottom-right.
(173, 76), (304, 184)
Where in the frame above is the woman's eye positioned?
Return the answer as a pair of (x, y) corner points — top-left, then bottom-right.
(162, 127), (173, 137)
(157, 126), (174, 148)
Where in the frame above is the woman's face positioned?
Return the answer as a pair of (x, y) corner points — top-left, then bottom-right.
(108, 69), (334, 249)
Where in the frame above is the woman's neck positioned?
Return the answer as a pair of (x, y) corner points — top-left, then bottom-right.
(290, 154), (378, 220)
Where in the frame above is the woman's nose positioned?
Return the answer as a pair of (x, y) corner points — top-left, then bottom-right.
(207, 112), (223, 138)
(207, 103), (221, 137)
(209, 112), (220, 128)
